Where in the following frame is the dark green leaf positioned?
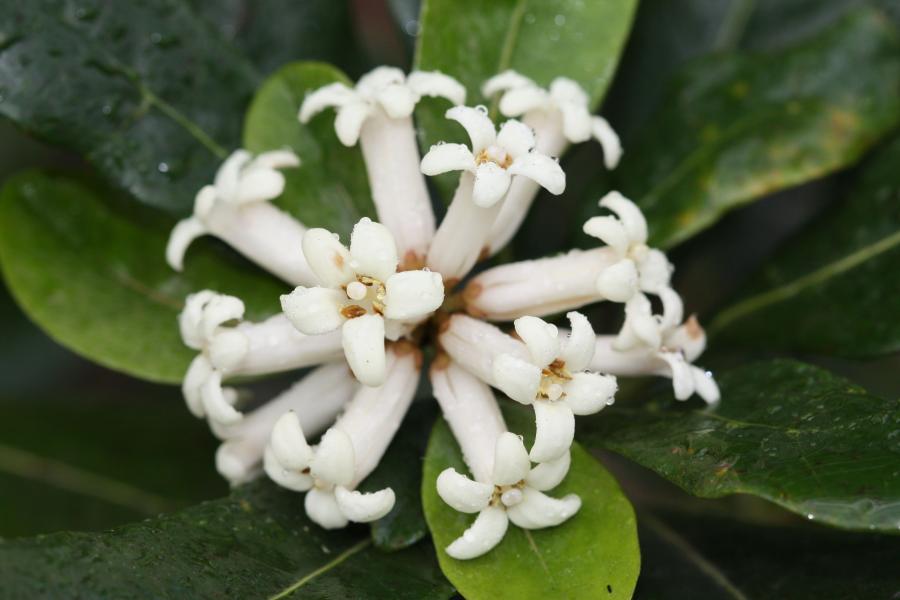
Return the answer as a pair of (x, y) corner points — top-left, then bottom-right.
(422, 416), (640, 600)
(0, 172), (283, 384)
(597, 9), (900, 249)
(710, 136), (900, 358)
(243, 61), (376, 237)
(583, 360), (900, 532)
(0, 0), (262, 215)
(414, 0), (637, 201)
(0, 480), (454, 599)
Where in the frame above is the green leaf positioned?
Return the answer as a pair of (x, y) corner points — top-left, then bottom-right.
(710, 136), (900, 358)
(0, 0), (261, 215)
(0, 480), (454, 598)
(414, 0), (637, 201)
(0, 172), (283, 384)
(422, 416), (640, 600)
(597, 9), (900, 249)
(243, 61), (376, 237)
(582, 360), (900, 532)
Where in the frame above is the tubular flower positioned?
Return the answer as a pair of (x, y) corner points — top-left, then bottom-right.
(431, 359), (581, 560)
(280, 218), (444, 387)
(179, 290), (343, 425)
(299, 67), (465, 266)
(166, 149), (316, 285)
(482, 70), (622, 254)
(264, 344), (420, 528)
(423, 105), (566, 282)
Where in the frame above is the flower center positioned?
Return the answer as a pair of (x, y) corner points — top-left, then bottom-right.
(341, 275), (386, 319)
(539, 359), (571, 401)
(475, 146), (512, 169)
(492, 481), (526, 507)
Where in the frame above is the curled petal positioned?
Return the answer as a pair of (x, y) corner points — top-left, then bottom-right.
(280, 287), (345, 335)
(559, 101), (593, 143)
(252, 150), (301, 170)
(349, 218), (399, 282)
(659, 287), (685, 332)
(166, 216), (207, 271)
(582, 215), (629, 256)
(492, 432), (531, 486)
(263, 445), (314, 492)
(507, 488), (581, 529)
(383, 270), (445, 321)
(660, 352), (695, 400)
(207, 329), (249, 371)
(638, 249), (673, 294)
(376, 83), (417, 118)
(298, 82), (355, 123)
(498, 86), (548, 118)
(302, 228), (354, 287)
(596, 259), (639, 303)
(310, 427), (355, 487)
(482, 70), (535, 97)
(549, 77), (588, 106)
(233, 167), (286, 204)
(182, 354), (212, 418)
(407, 70), (466, 105)
(436, 468), (493, 513)
(445, 506), (509, 560)
(563, 372), (617, 415)
(514, 316), (560, 367)
(526, 450), (571, 491)
(623, 293), (663, 349)
(356, 66), (405, 94)
(599, 191), (647, 244)
(559, 312), (595, 372)
(592, 116), (623, 169)
(335, 101), (372, 146)
(334, 485), (395, 522)
(270, 412), (313, 471)
(472, 162), (512, 208)
(214, 150), (252, 199)
(179, 290), (217, 350)
(200, 295), (245, 341)
(342, 314), (386, 387)
(215, 442), (258, 485)
(446, 105), (496, 153)
(420, 143), (476, 176)
(692, 366), (721, 405)
(492, 354), (541, 405)
(508, 153), (565, 195)
(530, 401), (574, 463)
(305, 487), (349, 529)
(496, 119), (535, 159)
(201, 371), (243, 426)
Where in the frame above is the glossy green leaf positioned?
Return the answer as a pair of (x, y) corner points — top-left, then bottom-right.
(414, 0), (637, 201)
(711, 136), (900, 358)
(583, 360), (900, 532)
(243, 61), (376, 237)
(422, 415), (640, 600)
(0, 480), (454, 599)
(0, 0), (259, 215)
(0, 172), (283, 384)
(598, 9), (900, 249)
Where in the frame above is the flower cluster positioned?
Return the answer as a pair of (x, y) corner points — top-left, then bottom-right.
(167, 68), (719, 558)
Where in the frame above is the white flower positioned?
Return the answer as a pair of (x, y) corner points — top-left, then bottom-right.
(436, 432), (580, 560)
(492, 313), (616, 462)
(166, 149), (316, 285)
(299, 66), (465, 147)
(421, 105), (565, 208)
(280, 218), (443, 386)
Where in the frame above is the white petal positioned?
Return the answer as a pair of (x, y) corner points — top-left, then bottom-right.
(383, 270), (444, 320)
(472, 162), (512, 208)
(420, 143), (476, 176)
(559, 102), (593, 143)
(310, 427), (355, 487)
(305, 487), (349, 529)
(376, 83), (417, 118)
(592, 116), (623, 169)
(356, 66), (405, 95)
(201, 371), (243, 426)
(507, 488), (580, 529)
(334, 485), (395, 522)
(263, 445), (314, 492)
(508, 153), (565, 195)
(660, 352), (696, 401)
(530, 401), (574, 463)
(301, 228), (354, 287)
(514, 316), (560, 366)
(445, 506), (509, 560)
(214, 150), (252, 199)
(342, 314), (386, 387)
(232, 167), (286, 204)
(280, 287), (345, 335)
(492, 354), (541, 405)
(492, 432), (531, 486)
(692, 366), (721, 405)
(182, 354), (212, 418)
(582, 215), (629, 256)
(446, 105), (496, 153)
(659, 287), (685, 332)
(496, 120), (535, 158)
(638, 249), (674, 294)
(298, 82), (356, 123)
(252, 150), (301, 170)
(270, 412), (313, 471)
(526, 450), (571, 491)
(599, 191), (647, 243)
(436, 468), (493, 513)
(623, 293), (662, 349)
(498, 87), (548, 118)
(482, 70), (535, 97)
(563, 372), (617, 415)
(207, 329), (249, 371)
(179, 290), (217, 350)
(407, 70), (466, 105)
(349, 218), (398, 281)
(200, 294), (245, 340)
(192, 184), (218, 218)
(335, 101), (372, 146)
(559, 312), (595, 372)
(166, 216), (207, 271)
(215, 441), (258, 485)
(596, 258), (639, 303)
(549, 77), (589, 106)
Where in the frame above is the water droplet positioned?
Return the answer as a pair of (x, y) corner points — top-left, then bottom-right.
(404, 19), (420, 36)
(524, 12), (536, 24)
(554, 14), (566, 26)
(475, 105), (488, 114)
(157, 162), (169, 173)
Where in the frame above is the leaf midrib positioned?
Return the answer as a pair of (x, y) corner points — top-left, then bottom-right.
(267, 539), (371, 599)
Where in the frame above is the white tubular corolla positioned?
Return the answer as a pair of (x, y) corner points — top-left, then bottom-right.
(166, 149), (317, 285)
(423, 106), (565, 283)
(438, 314), (530, 385)
(212, 363), (357, 485)
(482, 71), (622, 255)
(280, 217), (444, 387)
(299, 67), (465, 266)
(264, 343), (422, 529)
